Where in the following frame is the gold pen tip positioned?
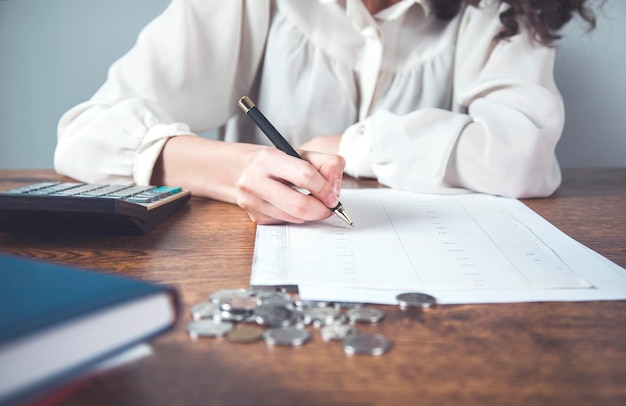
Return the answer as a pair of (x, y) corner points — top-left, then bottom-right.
(238, 96), (255, 113)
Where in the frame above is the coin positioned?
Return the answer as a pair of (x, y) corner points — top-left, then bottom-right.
(320, 324), (355, 341)
(253, 304), (296, 327)
(333, 302), (364, 309)
(209, 288), (251, 304)
(303, 306), (341, 327)
(227, 325), (264, 344)
(294, 299), (331, 309)
(213, 309), (250, 323)
(187, 319), (233, 339)
(396, 292), (437, 310)
(346, 306), (385, 323)
(342, 333), (390, 356)
(263, 327), (311, 346)
(189, 301), (221, 321)
(219, 296), (260, 312)
(258, 292), (294, 308)
(248, 285), (279, 295)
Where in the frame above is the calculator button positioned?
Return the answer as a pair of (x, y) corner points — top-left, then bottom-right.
(125, 194), (154, 203)
(124, 186), (155, 194)
(104, 189), (141, 199)
(153, 186), (182, 195)
(7, 182), (62, 194)
(52, 184), (103, 196)
(81, 185), (130, 197)
(27, 189), (56, 195)
(22, 182), (61, 192)
(34, 183), (81, 194)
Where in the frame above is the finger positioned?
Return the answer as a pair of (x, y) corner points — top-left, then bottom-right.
(241, 191), (334, 224)
(241, 149), (338, 218)
(236, 189), (306, 224)
(236, 156), (333, 222)
(298, 151), (346, 202)
(246, 208), (302, 226)
(281, 162), (337, 207)
(240, 178), (333, 222)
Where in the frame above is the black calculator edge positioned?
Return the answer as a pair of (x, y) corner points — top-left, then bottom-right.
(0, 192), (191, 235)
(0, 194), (125, 214)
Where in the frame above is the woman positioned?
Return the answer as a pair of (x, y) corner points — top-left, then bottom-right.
(55, 0), (598, 224)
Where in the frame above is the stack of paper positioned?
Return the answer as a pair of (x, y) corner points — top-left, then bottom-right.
(251, 189), (626, 304)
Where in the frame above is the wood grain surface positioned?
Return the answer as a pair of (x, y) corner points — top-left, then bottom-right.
(1, 168), (625, 406)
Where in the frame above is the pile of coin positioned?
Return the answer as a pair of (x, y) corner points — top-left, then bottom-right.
(187, 286), (436, 356)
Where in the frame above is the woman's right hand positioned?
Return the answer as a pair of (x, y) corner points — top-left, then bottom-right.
(235, 147), (345, 224)
(151, 135), (346, 225)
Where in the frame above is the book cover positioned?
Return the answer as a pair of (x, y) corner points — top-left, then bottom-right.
(0, 254), (180, 404)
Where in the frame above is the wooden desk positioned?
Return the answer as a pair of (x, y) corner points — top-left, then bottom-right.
(1, 169), (625, 406)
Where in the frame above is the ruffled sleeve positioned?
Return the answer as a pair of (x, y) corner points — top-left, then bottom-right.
(55, 0), (270, 185)
(339, 2), (563, 198)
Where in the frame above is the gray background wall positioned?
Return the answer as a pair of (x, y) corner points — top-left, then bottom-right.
(1, 0), (625, 170)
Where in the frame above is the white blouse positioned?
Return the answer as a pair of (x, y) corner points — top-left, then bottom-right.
(55, 0), (563, 198)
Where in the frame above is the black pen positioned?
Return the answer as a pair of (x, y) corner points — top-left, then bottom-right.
(238, 96), (353, 227)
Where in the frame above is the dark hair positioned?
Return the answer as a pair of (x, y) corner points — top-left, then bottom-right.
(431, 0), (600, 46)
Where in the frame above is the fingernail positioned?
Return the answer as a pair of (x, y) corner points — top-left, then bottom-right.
(332, 180), (341, 196)
(327, 191), (339, 208)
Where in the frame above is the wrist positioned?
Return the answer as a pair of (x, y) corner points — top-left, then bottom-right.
(152, 136), (264, 204)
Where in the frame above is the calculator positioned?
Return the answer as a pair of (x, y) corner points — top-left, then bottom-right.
(0, 182), (191, 235)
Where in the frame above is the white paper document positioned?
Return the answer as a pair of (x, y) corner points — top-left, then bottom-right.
(250, 189), (626, 304)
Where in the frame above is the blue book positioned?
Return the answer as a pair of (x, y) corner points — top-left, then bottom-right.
(0, 254), (180, 404)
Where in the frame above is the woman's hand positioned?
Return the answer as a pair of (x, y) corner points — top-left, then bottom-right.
(151, 135), (346, 225)
(235, 147), (345, 224)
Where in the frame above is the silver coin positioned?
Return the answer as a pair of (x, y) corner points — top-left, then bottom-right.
(303, 306), (341, 327)
(263, 327), (311, 346)
(289, 308), (307, 329)
(320, 324), (355, 341)
(213, 309), (250, 323)
(253, 304), (296, 327)
(333, 302), (364, 310)
(248, 285), (279, 294)
(396, 292), (437, 310)
(258, 292), (294, 308)
(248, 286), (280, 300)
(346, 306), (385, 323)
(189, 301), (221, 321)
(294, 299), (330, 309)
(209, 288), (251, 304)
(219, 295), (260, 312)
(342, 333), (391, 356)
(187, 319), (233, 339)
